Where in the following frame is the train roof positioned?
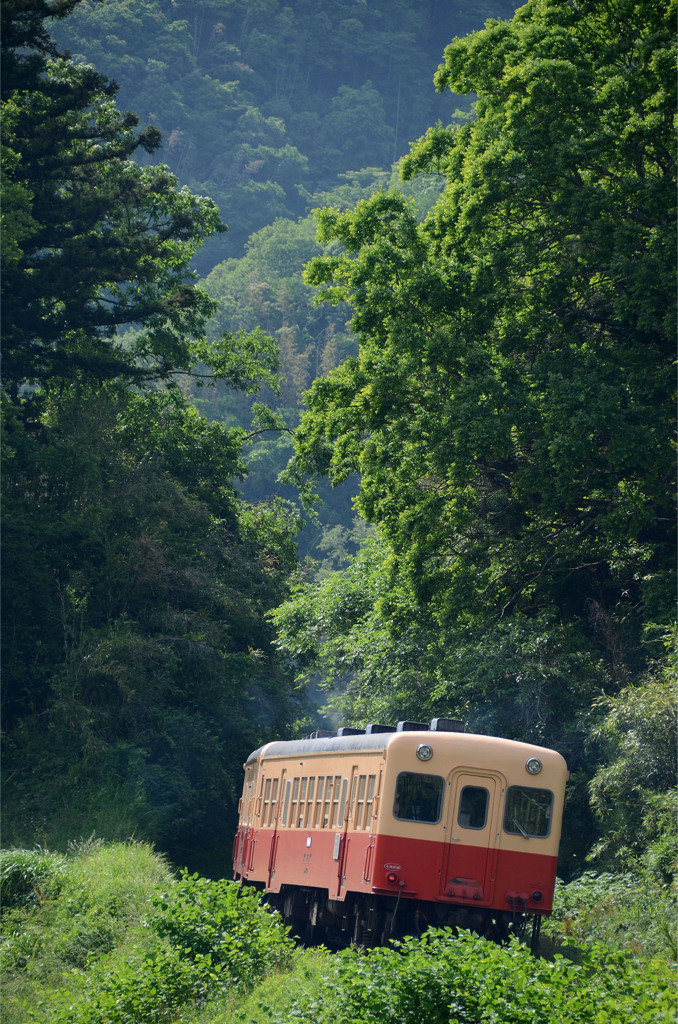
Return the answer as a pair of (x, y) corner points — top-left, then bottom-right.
(244, 729), (565, 767)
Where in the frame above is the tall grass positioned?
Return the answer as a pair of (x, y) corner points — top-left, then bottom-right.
(1, 842), (294, 1024)
(1, 841), (172, 1024)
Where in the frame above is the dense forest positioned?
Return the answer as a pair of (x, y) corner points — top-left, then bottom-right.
(1, 0), (675, 930)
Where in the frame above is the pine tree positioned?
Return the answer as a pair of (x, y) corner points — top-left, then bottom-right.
(1, 0), (224, 392)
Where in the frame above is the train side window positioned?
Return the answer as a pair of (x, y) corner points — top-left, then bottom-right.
(503, 786), (553, 838)
(354, 775), (367, 829)
(255, 774), (265, 818)
(347, 775), (358, 826)
(364, 774), (376, 829)
(301, 778), (314, 827)
(262, 778), (271, 825)
(338, 777), (349, 827)
(457, 785), (489, 829)
(314, 777), (325, 827)
(323, 777), (334, 827)
(309, 778), (316, 826)
(270, 777), (279, 826)
(281, 779), (292, 827)
(298, 777), (308, 826)
(331, 775), (343, 828)
(241, 774), (255, 823)
(393, 772), (444, 824)
(290, 777), (300, 828)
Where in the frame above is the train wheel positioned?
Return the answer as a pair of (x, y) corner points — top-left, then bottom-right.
(351, 902), (363, 946)
(530, 915), (542, 955)
(373, 910), (393, 946)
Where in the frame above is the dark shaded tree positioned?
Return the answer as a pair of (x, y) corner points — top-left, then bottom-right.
(2, 383), (302, 871)
(1, 0), (301, 872)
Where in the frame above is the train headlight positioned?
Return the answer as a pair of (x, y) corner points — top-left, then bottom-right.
(526, 757), (542, 775)
(416, 743), (433, 762)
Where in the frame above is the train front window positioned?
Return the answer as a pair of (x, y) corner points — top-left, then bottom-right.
(503, 786), (553, 838)
(393, 772), (444, 823)
(458, 786), (489, 829)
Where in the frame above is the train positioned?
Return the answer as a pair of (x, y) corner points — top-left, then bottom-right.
(232, 718), (568, 951)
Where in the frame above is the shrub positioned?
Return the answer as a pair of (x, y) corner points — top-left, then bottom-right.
(42, 944), (209, 1024)
(37, 873), (294, 1024)
(151, 873), (295, 990)
(543, 871), (677, 960)
(278, 930), (676, 1024)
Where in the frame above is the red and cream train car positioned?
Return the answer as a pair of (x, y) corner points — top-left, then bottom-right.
(232, 720), (568, 948)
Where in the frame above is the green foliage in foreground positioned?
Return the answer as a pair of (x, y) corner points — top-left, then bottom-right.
(273, 931), (675, 1024)
(1, 842), (173, 1020)
(0, 843), (292, 1024)
(3, 842), (675, 1024)
(150, 871), (294, 995)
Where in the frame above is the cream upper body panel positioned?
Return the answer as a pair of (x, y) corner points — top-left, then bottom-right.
(243, 730), (568, 855)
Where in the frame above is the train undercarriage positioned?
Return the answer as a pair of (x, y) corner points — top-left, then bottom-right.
(256, 884), (543, 953)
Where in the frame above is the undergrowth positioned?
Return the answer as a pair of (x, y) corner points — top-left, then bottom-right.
(1, 842), (675, 1024)
(542, 871), (677, 961)
(1, 843), (292, 1024)
(267, 931), (676, 1024)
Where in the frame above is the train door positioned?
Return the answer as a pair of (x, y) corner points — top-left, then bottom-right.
(439, 769), (503, 905)
(332, 765), (357, 898)
(237, 764), (258, 876)
(267, 769), (286, 889)
(362, 768), (383, 883)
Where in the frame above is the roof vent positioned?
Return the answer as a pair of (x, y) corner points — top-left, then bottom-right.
(396, 721), (429, 732)
(337, 726), (364, 736)
(430, 718), (465, 733)
(304, 730), (337, 739)
(366, 723), (397, 733)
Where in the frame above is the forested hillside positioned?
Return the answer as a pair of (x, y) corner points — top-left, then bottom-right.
(51, 0), (517, 267)
(2, 0), (676, 916)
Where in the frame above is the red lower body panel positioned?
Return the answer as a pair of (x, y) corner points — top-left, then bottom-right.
(233, 826), (557, 915)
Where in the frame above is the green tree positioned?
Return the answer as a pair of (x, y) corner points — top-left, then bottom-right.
(318, 83), (393, 179)
(275, 0), (675, 861)
(1, 0), (286, 394)
(201, 216), (355, 411)
(1, 35), (198, 387)
(291, 0), (675, 665)
(2, 381), (302, 871)
(588, 631), (677, 879)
